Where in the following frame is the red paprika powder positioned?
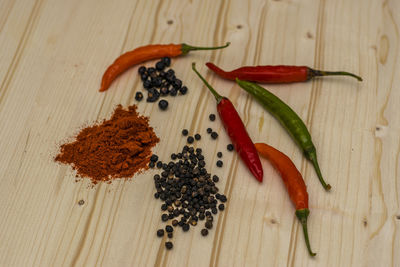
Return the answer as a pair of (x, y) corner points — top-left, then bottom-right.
(55, 105), (159, 184)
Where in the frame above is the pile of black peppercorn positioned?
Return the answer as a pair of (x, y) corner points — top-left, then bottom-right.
(135, 57), (188, 111)
(151, 144), (227, 250)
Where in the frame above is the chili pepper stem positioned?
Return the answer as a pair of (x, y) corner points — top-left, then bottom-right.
(307, 152), (331, 191)
(182, 42), (230, 55)
(296, 209), (316, 257)
(192, 63), (223, 103)
(308, 68), (362, 82)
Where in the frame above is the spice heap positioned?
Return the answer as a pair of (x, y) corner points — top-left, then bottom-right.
(135, 57), (188, 110)
(152, 143), (227, 250)
(55, 105), (159, 184)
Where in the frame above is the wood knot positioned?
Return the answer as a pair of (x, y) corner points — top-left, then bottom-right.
(167, 20), (173, 25)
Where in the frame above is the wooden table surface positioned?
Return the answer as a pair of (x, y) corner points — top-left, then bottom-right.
(1, 0), (399, 266)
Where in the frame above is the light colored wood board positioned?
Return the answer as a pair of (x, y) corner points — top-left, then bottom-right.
(0, 0), (399, 266)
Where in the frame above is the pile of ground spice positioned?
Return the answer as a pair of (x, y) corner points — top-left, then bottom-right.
(55, 105), (159, 184)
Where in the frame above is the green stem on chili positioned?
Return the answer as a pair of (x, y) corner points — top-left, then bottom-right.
(181, 42), (230, 55)
(296, 209), (316, 257)
(307, 68), (362, 81)
(192, 63), (223, 102)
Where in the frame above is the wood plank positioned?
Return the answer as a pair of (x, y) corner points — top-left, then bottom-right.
(0, 0), (399, 266)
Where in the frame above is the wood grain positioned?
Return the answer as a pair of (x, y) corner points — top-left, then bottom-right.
(0, 0), (399, 266)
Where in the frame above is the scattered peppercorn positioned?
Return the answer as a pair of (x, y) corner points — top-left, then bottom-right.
(216, 160), (223, 167)
(194, 134), (201, 140)
(162, 57), (171, 67)
(182, 129), (188, 136)
(167, 232), (173, 238)
(212, 175), (219, 183)
(150, 154), (159, 162)
(205, 221), (213, 229)
(201, 229), (209, 236)
(166, 225), (173, 233)
(161, 214), (169, 222)
(180, 86), (188, 95)
(158, 99), (169, 110)
(217, 152), (222, 158)
(182, 224), (190, 232)
(218, 204), (225, 211)
(135, 92), (143, 101)
(149, 161), (155, 168)
(227, 144), (234, 151)
(165, 242), (173, 250)
(209, 114), (216, 121)
(187, 136), (194, 144)
(211, 132), (218, 139)
(157, 229), (164, 237)
(207, 128), (212, 134)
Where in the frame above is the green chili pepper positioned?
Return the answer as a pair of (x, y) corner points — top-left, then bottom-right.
(236, 79), (331, 191)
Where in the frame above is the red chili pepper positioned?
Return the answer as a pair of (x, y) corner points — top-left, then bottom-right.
(98, 42), (230, 92)
(255, 142), (316, 256)
(206, 62), (362, 83)
(192, 63), (263, 182)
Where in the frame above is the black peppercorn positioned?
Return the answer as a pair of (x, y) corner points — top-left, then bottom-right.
(179, 86), (188, 95)
(209, 114), (216, 121)
(211, 132), (218, 139)
(138, 66), (146, 75)
(167, 232), (173, 238)
(155, 61), (165, 71)
(194, 134), (201, 140)
(162, 57), (171, 67)
(150, 154), (159, 162)
(187, 136), (194, 144)
(158, 99), (169, 110)
(165, 242), (173, 250)
(201, 229), (209, 236)
(227, 144), (234, 151)
(156, 161), (163, 168)
(149, 161), (155, 168)
(157, 229), (164, 237)
(216, 160), (223, 167)
(135, 91), (143, 101)
(212, 175), (219, 183)
(182, 223), (190, 232)
(161, 214), (169, 222)
(166, 225), (173, 233)
(182, 129), (189, 136)
(217, 152), (222, 158)
(205, 221), (213, 229)
(218, 203), (225, 211)
(207, 128), (212, 134)
(169, 88), (178, 96)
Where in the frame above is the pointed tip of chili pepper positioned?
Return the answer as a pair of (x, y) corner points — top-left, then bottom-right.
(296, 209), (316, 257)
(307, 151), (331, 191)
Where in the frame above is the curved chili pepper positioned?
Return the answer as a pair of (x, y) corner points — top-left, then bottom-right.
(192, 63), (263, 182)
(236, 79), (331, 191)
(255, 142), (316, 257)
(99, 42), (230, 92)
(206, 62), (362, 83)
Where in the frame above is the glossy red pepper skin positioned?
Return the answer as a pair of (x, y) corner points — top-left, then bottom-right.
(206, 62), (362, 83)
(206, 63), (309, 83)
(218, 98), (263, 182)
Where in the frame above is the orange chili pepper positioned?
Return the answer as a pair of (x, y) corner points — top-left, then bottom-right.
(255, 142), (316, 256)
(99, 42), (230, 92)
